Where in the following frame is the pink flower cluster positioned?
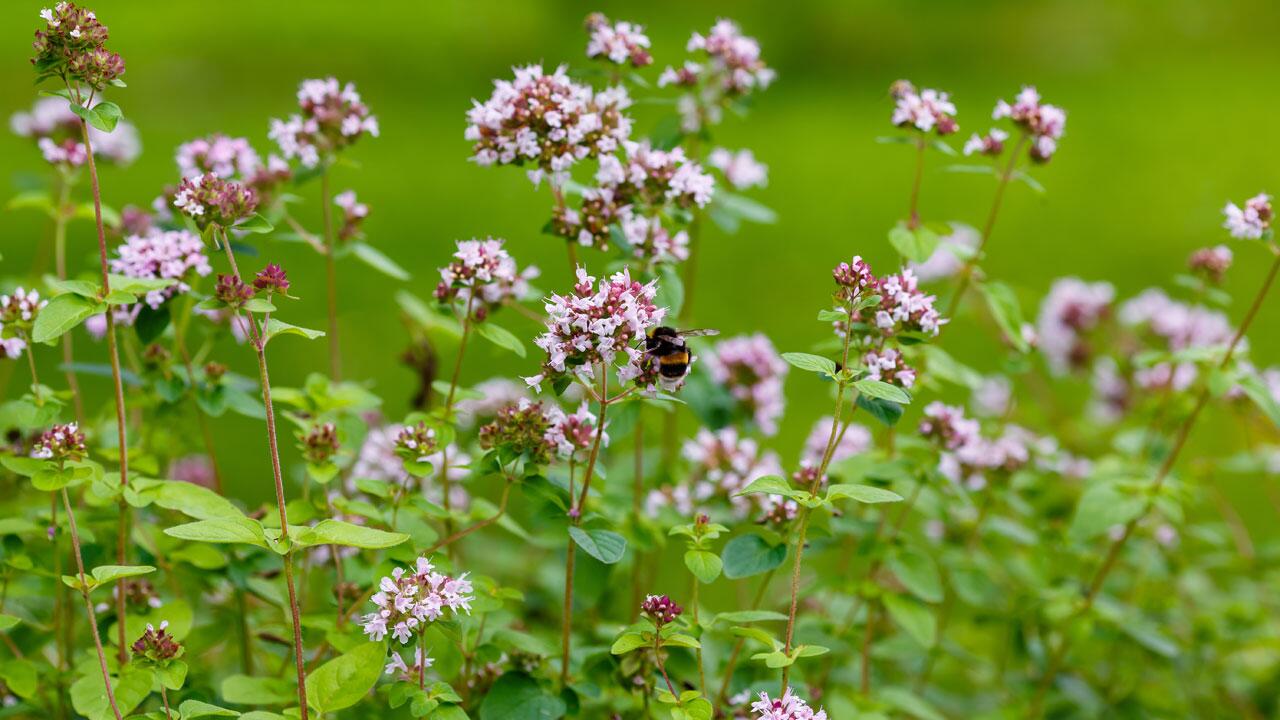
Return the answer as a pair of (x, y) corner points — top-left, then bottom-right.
(31, 422), (86, 461)
(686, 19), (776, 94)
(361, 556), (473, 645)
(32, 2), (124, 90)
(920, 403), (1038, 490)
(269, 77), (379, 168)
(466, 64), (633, 186)
(172, 174), (259, 228)
(110, 229), (211, 308)
(674, 427), (784, 517)
(833, 257), (944, 338)
(584, 14), (652, 67)
(1035, 277), (1114, 374)
(596, 141), (716, 209)
(434, 238), (538, 321)
(176, 134), (262, 179)
(10, 97), (139, 166)
(909, 224), (979, 282)
(708, 147), (768, 190)
(525, 267), (665, 391)
(544, 401), (608, 459)
(704, 334), (788, 435)
(640, 594), (682, 626)
(619, 214), (689, 267)
(1222, 193), (1272, 240)
(750, 688), (827, 720)
(0, 287), (46, 358)
(863, 347), (916, 388)
(333, 190), (369, 242)
(992, 86), (1066, 162)
(891, 82), (959, 135)
(963, 127), (1009, 157)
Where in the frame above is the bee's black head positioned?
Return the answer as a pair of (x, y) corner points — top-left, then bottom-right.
(651, 326), (679, 339)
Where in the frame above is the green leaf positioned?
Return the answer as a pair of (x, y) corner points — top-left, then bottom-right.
(857, 394), (904, 427)
(664, 634), (701, 649)
(32, 293), (101, 343)
(1068, 483), (1145, 543)
(780, 352), (837, 376)
(887, 223), (940, 264)
(0, 658), (37, 699)
(0, 614), (19, 631)
(826, 483), (903, 504)
(714, 610), (787, 624)
(721, 534), (787, 579)
(888, 549), (944, 603)
(264, 318), (325, 343)
(306, 641), (386, 714)
(569, 526), (626, 565)
(90, 564), (155, 586)
(883, 594), (936, 647)
(164, 517), (268, 549)
(655, 264), (684, 319)
(156, 659), (188, 691)
(610, 631), (648, 655)
(70, 666), (152, 720)
(295, 519), (409, 549)
(853, 378), (911, 404)
(235, 213), (274, 234)
(107, 274), (176, 296)
(880, 686), (947, 720)
(151, 480), (244, 520)
(81, 101), (122, 132)
(684, 549), (723, 584)
(715, 191), (778, 224)
(476, 322), (527, 358)
(178, 699), (239, 717)
(351, 242), (410, 280)
(978, 281), (1030, 352)
(734, 475), (796, 498)
(479, 672), (566, 720)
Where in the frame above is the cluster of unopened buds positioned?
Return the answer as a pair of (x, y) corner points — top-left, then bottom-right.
(524, 267), (664, 392)
(394, 422), (439, 464)
(640, 593), (682, 627)
(214, 274), (254, 308)
(333, 190), (369, 242)
(434, 238), (538, 321)
(110, 229), (211, 308)
(1035, 277), (1114, 374)
(173, 134), (292, 205)
(32, 2), (124, 89)
(890, 80), (958, 135)
(1223, 192), (1272, 240)
(172, 173), (259, 228)
(584, 13), (652, 67)
(478, 399), (555, 464)
(300, 422), (340, 464)
(31, 422), (86, 462)
(269, 77), (379, 168)
(750, 688), (828, 720)
(253, 263), (290, 295)
(991, 85), (1067, 162)
(1188, 245), (1233, 284)
(130, 621), (182, 662)
(361, 556), (473, 644)
(466, 64), (632, 186)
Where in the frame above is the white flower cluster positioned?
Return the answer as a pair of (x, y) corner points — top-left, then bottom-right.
(435, 238), (539, 319)
(585, 15), (652, 67)
(466, 64), (633, 187)
(544, 401), (609, 458)
(10, 97), (139, 166)
(0, 287), (47, 359)
(110, 229), (211, 308)
(270, 77), (379, 168)
(992, 86), (1066, 162)
(708, 147), (768, 190)
(176, 134), (262, 179)
(361, 556), (473, 645)
(1222, 193), (1272, 240)
(1036, 277), (1115, 374)
(596, 141), (716, 209)
(892, 85), (958, 135)
(750, 688), (827, 720)
(525, 267), (665, 391)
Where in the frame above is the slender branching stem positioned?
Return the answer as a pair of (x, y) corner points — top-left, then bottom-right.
(61, 487), (123, 720)
(439, 293), (476, 543)
(561, 366), (609, 685)
(1027, 247), (1280, 717)
(907, 137), (926, 229)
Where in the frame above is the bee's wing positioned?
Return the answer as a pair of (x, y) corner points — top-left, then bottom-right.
(676, 328), (720, 338)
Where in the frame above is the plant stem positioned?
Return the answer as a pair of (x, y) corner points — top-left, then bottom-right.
(418, 630), (427, 690)
(320, 170), (340, 380)
(220, 229), (309, 719)
(439, 295), (476, 545)
(61, 488), (123, 720)
(1026, 247), (1280, 717)
(691, 577), (706, 697)
(160, 686), (173, 720)
(654, 636), (679, 700)
(77, 116), (133, 666)
(630, 413), (645, 621)
(945, 134), (1029, 319)
(423, 479), (512, 554)
(907, 137), (926, 229)
(51, 173), (86, 425)
(561, 366), (609, 686)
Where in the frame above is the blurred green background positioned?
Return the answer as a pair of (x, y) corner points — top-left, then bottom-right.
(2, 1), (1278, 526)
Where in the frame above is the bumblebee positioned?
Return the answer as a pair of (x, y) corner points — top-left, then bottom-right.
(644, 326), (719, 385)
